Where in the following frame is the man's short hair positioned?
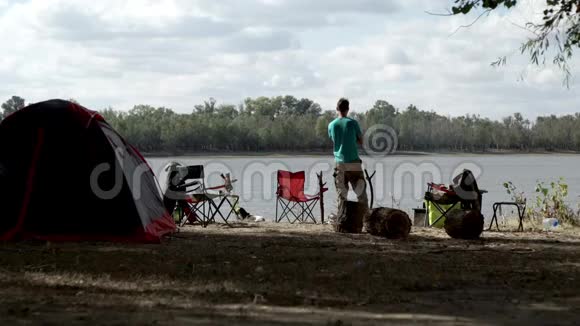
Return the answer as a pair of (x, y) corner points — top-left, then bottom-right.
(337, 98), (349, 112)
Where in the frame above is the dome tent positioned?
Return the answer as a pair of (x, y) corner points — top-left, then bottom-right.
(0, 99), (175, 242)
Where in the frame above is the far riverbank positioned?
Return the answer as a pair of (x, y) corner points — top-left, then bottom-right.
(143, 149), (580, 158)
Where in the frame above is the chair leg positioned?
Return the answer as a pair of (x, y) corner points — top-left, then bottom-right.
(278, 198), (317, 224)
(277, 199), (287, 223)
(305, 202), (314, 224)
(179, 212), (188, 227)
(197, 201), (212, 228)
(297, 202), (304, 223)
(202, 202), (208, 227)
(206, 202), (213, 227)
(289, 202), (303, 224)
(299, 202), (308, 223)
(428, 202), (458, 227)
(287, 202), (302, 224)
(181, 203), (200, 227)
(494, 204), (501, 231)
(301, 202), (312, 223)
(277, 199), (295, 223)
(517, 206), (524, 232)
(275, 197), (279, 223)
(209, 199), (227, 226)
(487, 204), (495, 231)
(276, 197), (297, 223)
(277, 198), (291, 223)
(277, 198), (299, 223)
(201, 211), (208, 227)
(303, 200), (318, 224)
(487, 213), (498, 231)
(224, 196), (240, 223)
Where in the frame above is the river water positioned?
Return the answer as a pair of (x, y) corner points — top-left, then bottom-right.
(146, 154), (580, 221)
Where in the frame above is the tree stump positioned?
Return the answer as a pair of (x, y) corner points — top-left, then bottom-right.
(334, 201), (366, 234)
(364, 207), (412, 239)
(444, 209), (484, 240)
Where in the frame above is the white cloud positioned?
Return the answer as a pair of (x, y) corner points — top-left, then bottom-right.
(0, 0), (578, 119)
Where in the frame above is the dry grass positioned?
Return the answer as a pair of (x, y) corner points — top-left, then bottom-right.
(0, 223), (579, 325)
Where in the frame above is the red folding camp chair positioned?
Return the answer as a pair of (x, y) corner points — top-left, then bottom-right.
(275, 170), (327, 224)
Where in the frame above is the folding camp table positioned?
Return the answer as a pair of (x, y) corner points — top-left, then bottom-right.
(206, 193), (240, 226)
(488, 200), (526, 232)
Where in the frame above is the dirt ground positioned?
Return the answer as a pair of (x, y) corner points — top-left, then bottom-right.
(1, 223), (579, 325)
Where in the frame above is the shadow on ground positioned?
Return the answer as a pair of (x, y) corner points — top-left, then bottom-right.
(0, 223), (579, 325)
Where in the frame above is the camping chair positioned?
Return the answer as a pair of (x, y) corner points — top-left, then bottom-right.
(163, 164), (201, 223)
(275, 170), (328, 224)
(424, 169), (487, 228)
(167, 165), (239, 228)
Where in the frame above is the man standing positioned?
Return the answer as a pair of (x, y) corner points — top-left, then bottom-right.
(328, 98), (368, 221)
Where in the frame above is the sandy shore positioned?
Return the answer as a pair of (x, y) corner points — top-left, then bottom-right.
(1, 223), (579, 325)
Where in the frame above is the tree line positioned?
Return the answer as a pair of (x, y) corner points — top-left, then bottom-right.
(2, 95), (580, 153)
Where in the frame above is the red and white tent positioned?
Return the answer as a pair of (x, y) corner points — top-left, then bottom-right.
(0, 99), (175, 242)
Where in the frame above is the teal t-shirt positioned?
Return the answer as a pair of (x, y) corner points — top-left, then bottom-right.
(328, 117), (362, 163)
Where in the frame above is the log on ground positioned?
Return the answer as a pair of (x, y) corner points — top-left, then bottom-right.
(444, 209), (484, 240)
(364, 207), (412, 239)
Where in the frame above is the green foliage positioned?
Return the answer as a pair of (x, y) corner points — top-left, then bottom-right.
(534, 178), (578, 225)
(450, 0), (580, 86)
(503, 181), (526, 205)
(3, 95), (580, 154)
(452, 0), (517, 14)
(504, 178), (579, 226)
(1, 96), (25, 120)
(100, 95), (332, 153)
(108, 96), (580, 153)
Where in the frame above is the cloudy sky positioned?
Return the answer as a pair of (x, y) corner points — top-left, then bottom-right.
(0, 0), (578, 119)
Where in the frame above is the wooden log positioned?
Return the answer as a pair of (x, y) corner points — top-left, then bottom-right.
(364, 207), (412, 239)
(444, 209), (484, 240)
(334, 201), (367, 233)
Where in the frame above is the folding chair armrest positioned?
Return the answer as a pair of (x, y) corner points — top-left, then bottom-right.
(176, 180), (200, 191)
(206, 179), (239, 191)
(184, 185), (202, 194)
(306, 187), (329, 199)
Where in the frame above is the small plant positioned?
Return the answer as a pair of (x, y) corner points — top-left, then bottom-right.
(503, 181), (526, 205)
(534, 178), (578, 226)
(501, 181), (531, 229)
(502, 179), (579, 227)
